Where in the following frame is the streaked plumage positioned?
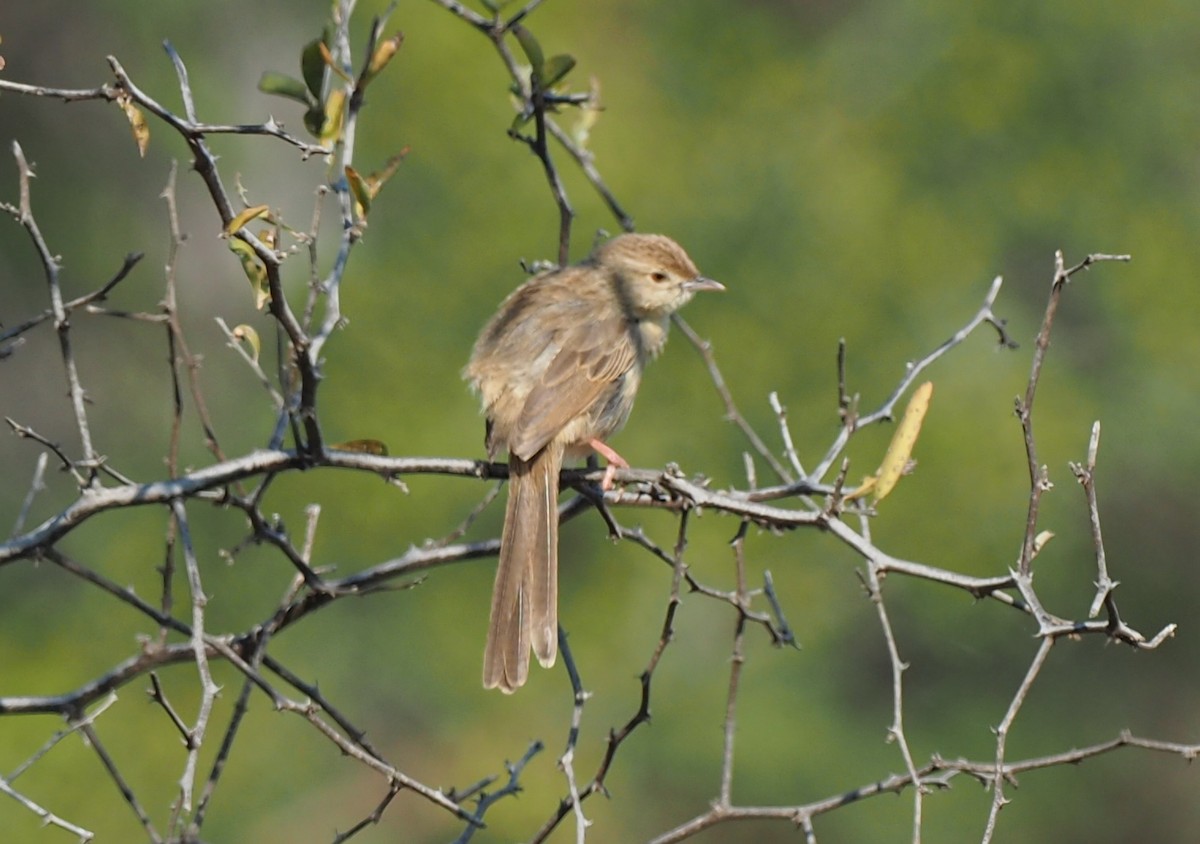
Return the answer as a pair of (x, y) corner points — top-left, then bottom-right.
(465, 233), (723, 692)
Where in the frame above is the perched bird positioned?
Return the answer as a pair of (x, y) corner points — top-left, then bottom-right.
(465, 233), (723, 692)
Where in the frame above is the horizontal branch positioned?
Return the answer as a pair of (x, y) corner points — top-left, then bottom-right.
(4, 433), (1172, 651)
(0, 450), (502, 563)
(650, 730), (1200, 843)
(0, 641), (198, 717)
(3, 448), (827, 565)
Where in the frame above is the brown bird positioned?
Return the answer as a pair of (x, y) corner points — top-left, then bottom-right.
(465, 233), (723, 692)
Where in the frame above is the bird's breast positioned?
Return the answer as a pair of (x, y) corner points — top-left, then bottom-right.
(636, 316), (670, 360)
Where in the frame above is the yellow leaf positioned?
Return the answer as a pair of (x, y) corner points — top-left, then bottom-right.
(228, 238), (269, 309)
(366, 33), (403, 81)
(331, 439), (389, 456)
(319, 89), (346, 146)
(225, 204), (270, 236)
(231, 324), (261, 363)
(874, 381), (934, 503)
(117, 95), (150, 158)
(842, 475), (876, 502)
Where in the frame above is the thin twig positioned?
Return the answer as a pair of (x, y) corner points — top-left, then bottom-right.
(10, 453), (48, 538)
(452, 741), (543, 843)
(673, 314), (792, 482)
(859, 515), (924, 843)
(1015, 252), (1129, 576)
(718, 524), (751, 808)
(9, 141), (100, 485)
(1070, 421), (1119, 618)
(812, 274), (1013, 482)
(980, 636), (1055, 844)
(170, 500), (221, 813)
(80, 722), (162, 842)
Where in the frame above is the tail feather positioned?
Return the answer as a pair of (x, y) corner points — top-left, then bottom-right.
(482, 445), (561, 692)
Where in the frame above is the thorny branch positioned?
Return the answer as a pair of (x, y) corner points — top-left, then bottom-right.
(1015, 251), (1130, 578)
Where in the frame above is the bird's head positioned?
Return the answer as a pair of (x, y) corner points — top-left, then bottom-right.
(592, 233), (724, 317)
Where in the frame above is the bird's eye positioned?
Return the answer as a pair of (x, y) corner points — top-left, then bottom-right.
(650, 271), (668, 282)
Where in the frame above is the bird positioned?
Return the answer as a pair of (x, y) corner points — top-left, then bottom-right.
(465, 233), (723, 692)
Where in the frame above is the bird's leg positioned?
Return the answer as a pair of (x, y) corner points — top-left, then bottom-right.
(587, 438), (629, 491)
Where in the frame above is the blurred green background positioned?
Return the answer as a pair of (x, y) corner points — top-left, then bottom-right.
(2, 0), (1199, 841)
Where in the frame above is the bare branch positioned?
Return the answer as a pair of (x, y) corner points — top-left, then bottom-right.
(1015, 252), (1130, 577)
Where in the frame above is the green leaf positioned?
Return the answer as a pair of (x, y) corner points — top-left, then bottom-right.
(513, 26), (545, 82)
(258, 72), (314, 106)
(345, 165), (371, 216)
(303, 104), (325, 137)
(301, 36), (327, 98)
(542, 54), (576, 88)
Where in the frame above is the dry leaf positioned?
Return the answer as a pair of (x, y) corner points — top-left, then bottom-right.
(874, 381), (934, 503)
(331, 439), (389, 456)
(117, 95), (150, 157)
(230, 324), (261, 363)
(1031, 530), (1055, 559)
(366, 33), (403, 80)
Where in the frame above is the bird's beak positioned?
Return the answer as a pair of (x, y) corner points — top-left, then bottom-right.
(686, 276), (725, 293)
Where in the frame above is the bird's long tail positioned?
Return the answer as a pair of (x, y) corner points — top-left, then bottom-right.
(482, 443), (561, 692)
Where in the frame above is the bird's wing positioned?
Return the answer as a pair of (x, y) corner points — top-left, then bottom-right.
(510, 313), (637, 460)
